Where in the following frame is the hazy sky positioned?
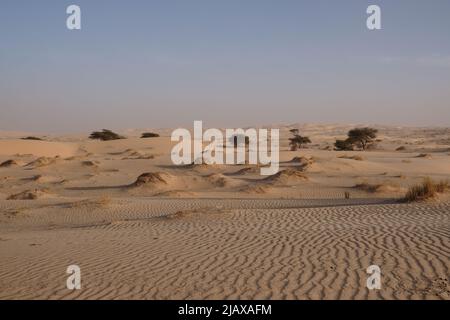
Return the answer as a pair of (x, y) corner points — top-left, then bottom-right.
(1, 0), (450, 132)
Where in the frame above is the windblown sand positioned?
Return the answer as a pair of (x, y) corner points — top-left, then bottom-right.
(0, 124), (449, 300)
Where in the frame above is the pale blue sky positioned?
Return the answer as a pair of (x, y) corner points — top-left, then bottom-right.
(1, 0), (450, 132)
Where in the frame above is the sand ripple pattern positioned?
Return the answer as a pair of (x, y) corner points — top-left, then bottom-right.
(0, 201), (449, 300)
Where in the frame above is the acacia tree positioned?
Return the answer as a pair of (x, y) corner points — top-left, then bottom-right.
(348, 127), (378, 150)
(289, 129), (311, 150)
(89, 129), (125, 141)
(334, 127), (378, 151)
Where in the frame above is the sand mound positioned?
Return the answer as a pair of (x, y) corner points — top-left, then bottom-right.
(416, 153), (432, 159)
(353, 182), (403, 194)
(64, 155), (87, 161)
(25, 157), (57, 168)
(289, 156), (311, 163)
(263, 169), (308, 185)
(122, 151), (155, 160)
(154, 190), (197, 198)
(7, 189), (50, 200)
(204, 173), (240, 188)
(240, 184), (273, 194)
(23, 175), (61, 183)
(132, 172), (175, 188)
(109, 149), (135, 156)
(185, 162), (225, 172)
(228, 166), (261, 176)
(62, 197), (111, 209)
(81, 160), (99, 168)
(338, 154), (365, 161)
(0, 160), (22, 168)
(286, 156), (316, 171)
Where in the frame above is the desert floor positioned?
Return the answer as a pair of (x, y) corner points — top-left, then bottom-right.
(0, 124), (449, 299)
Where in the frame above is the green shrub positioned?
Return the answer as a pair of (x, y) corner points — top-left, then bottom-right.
(334, 139), (353, 151)
(89, 129), (125, 141)
(141, 132), (160, 138)
(21, 136), (43, 141)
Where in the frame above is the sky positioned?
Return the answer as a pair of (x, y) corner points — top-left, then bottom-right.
(1, 0), (450, 133)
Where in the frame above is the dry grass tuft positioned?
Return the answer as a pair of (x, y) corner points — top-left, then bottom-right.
(404, 178), (449, 202)
(7, 189), (50, 200)
(63, 196), (112, 209)
(338, 154), (365, 161)
(132, 172), (173, 187)
(353, 181), (401, 193)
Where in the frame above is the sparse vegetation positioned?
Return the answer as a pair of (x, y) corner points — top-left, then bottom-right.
(334, 127), (378, 151)
(404, 178), (449, 202)
(354, 181), (401, 193)
(141, 132), (160, 138)
(7, 189), (49, 200)
(416, 153), (432, 159)
(21, 136), (43, 141)
(338, 154), (365, 161)
(89, 129), (125, 141)
(0, 159), (19, 168)
(289, 129), (311, 151)
(334, 139), (354, 151)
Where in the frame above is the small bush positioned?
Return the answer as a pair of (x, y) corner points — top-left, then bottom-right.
(21, 136), (43, 141)
(436, 180), (449, 193)
(334, 139), (353, 151)
(89, 129), (125, 141)
(404, 178), (449, 202)
(338, 154), (365, 161)
(141, 132), (160, 138)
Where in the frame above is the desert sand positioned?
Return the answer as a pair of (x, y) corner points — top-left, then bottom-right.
(0, 124), (449, 300)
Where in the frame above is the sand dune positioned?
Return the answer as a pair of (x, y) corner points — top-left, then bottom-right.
(6, 189), (51, 200)
(0, 124), (449, 300)
(0, 140), (77, 158)
(263, 169), (309, 185)
(25, 157), (58, 168)
(0, 159), (23, 168)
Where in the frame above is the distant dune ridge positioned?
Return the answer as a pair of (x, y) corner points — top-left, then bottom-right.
(0, 124), (449, 299)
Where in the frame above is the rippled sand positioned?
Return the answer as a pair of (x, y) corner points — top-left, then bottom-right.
(1, 125), (449, 299)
